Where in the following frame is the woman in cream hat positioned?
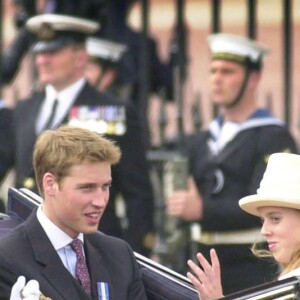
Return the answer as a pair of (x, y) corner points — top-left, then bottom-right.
(187, 152), (300, 300)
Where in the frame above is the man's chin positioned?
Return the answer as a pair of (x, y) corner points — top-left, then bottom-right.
(212, 99), (226, 106)
(38, 74), (52, 84)
(84, 223), (100, 233)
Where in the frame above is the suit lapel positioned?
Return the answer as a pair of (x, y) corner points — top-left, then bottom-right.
(19, 94), (43, 137)
(59, 82), (89, 125)
(14, 94), (44, 183)
(25, 213), (91, 300)
(85, 235), (113, 300)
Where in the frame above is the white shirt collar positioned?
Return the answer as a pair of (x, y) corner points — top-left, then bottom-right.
(208, 121), (241, 154)
(36, 78), (86, 133)
(50, 77), (86, 104)
(278, 267), (300, 280)
(45, 84), (57, 102)
(36, 205), (84, 251)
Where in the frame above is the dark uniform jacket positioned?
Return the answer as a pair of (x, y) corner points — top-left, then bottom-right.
(0, 81), (154, 256)
(0, 107), (14, 182)
(0, 211), (147, 300)
(186, 109), (298, 293)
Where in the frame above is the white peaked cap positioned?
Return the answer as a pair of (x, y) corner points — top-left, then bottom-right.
(25, 14), (100, 53)
(26, 14), (99, 35)
(208, 33), (269, 68)
(86, 37), (128, 63)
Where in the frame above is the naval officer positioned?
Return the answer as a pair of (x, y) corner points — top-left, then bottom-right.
(0, 13), (154, 257)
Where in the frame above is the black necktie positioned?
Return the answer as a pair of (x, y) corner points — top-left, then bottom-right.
(43, 99), (58, 130)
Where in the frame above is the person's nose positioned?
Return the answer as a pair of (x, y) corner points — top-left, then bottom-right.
(35, 52), (50, 65)
(91, 189), (108, 207)
(261, 220), (271, 237)
(210, 71), (222, 86)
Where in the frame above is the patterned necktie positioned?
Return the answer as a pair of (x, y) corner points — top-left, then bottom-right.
(70, 239), (91, 295)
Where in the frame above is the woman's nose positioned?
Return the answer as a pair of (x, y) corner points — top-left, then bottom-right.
(260, 221), (270, 237)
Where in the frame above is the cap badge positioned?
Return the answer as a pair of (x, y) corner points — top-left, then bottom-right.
(37, 23), (55, 40)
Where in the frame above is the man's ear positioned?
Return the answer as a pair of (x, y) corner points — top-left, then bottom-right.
(43, 173), (56, 196)
(76, 49), (89, 68)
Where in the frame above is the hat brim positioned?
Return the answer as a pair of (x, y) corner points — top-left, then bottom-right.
(239, 195), (300, 216)
(32, 38), (75, 53)
(26, 14), (100, 34)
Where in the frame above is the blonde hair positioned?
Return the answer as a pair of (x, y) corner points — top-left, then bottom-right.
(252, 243), (300, 277)
(33, 125), (121, 196)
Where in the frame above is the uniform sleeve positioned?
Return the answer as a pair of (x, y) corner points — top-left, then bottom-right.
(109, 102), (155, 255)
(248, 125), (297, 194)
(0, 107), (15, 182)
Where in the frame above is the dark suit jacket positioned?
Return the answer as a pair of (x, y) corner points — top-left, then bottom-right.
(0, 211), (148, 300)
(0, 81), (154, 255)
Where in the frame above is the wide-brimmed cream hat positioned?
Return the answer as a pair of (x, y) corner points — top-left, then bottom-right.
(239, 153), (300, 216)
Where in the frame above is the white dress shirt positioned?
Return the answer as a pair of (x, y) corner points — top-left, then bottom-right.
(36, 205), (84, 277)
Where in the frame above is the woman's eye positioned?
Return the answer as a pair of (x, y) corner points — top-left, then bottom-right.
(271, 217), (280, 223)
